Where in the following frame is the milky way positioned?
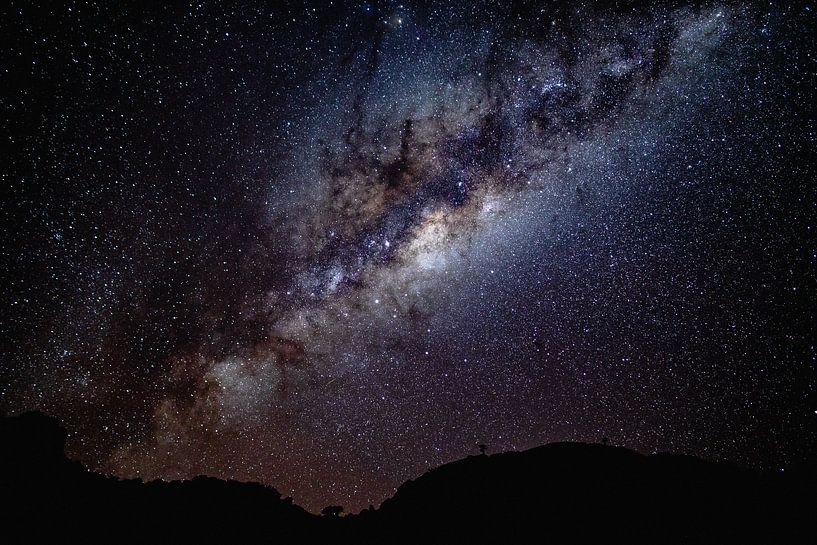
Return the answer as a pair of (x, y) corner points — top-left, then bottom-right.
(2, 1), (815, 512)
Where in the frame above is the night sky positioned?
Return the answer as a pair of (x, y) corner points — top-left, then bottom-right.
(2, 0), (815, 512)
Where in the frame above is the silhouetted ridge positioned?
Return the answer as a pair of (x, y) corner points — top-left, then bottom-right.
(1, 412), (813, 544)
(360, 442), (814, 544)
(1, 411), (71, 483)
(1, 411), (322, 544)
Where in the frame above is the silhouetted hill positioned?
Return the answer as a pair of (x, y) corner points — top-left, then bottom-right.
(0, 412), (324, 543)
(355, 443), (815, 544)
(1, 412), (813, 544)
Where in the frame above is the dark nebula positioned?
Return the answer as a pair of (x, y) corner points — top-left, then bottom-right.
(2, 1), (815, 512)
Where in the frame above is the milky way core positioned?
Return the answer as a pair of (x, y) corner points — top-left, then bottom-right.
(3, 1), (815, 512)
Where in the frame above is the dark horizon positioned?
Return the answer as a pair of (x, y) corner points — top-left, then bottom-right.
(11, 408), (814, 516)
(2, 0), (815, 514)
(2, 410), (815, 544)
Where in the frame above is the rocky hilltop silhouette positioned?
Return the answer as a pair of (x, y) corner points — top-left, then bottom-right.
(1, 411), (813, 544)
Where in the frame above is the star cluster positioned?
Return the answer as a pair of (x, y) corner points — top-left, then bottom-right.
(2, 1), (815, 512)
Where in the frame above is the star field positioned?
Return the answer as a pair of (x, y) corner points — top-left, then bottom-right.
(2, 1), (815, 512)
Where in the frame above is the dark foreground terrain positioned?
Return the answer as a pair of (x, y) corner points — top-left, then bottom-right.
(1, 412), (813, 544)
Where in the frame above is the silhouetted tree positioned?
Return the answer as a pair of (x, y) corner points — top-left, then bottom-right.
(601, 437), (609, 445)
(479, 444), (487, 456)
(321, 505), (344, 517)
